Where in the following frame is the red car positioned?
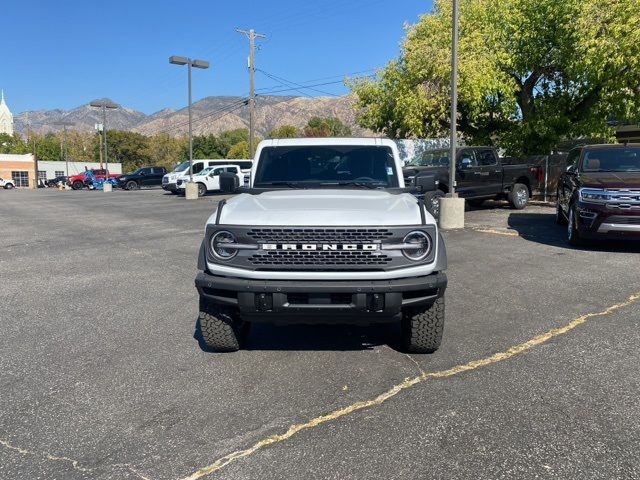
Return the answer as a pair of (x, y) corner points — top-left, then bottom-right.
(69, 169), (121, 190)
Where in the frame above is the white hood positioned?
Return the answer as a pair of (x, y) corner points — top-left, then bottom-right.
(210, 190), (428, 226)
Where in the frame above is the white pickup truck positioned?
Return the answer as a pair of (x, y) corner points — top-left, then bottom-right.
(176, 165), (244, 197)
(0, 177), (15, 189)
(195, 138), (448, 353)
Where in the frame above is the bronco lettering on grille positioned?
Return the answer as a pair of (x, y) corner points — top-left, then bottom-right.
(261, 243), (379, 251)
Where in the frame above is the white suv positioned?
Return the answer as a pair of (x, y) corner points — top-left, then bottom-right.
(0, 177), (15, 189)
(195, 138), (448, 353)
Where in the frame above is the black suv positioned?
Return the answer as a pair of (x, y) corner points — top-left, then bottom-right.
(557, 143), (640, 245)
(119, 167), (167, 190)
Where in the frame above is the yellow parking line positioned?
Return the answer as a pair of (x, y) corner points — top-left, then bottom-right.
(471, 228), (519, 237)
(180, 292), (640, 480)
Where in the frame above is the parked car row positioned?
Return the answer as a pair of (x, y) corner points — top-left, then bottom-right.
(162, 159), (253, 195)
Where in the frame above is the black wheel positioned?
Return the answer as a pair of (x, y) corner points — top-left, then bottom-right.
(197, 183), (207, 197)
(72, 181), (84, 190)
(402, 296), (445, 353)
(555, 200), (567, 225)
(509, 183), (529, 209)
(4, 183), (14, 189)
(468, 199), (485, 207)
(199, 300), (249, 352)
(567, 204), (582, 246)
(424, 190), (444, 220)
(126, 180), (139, 190)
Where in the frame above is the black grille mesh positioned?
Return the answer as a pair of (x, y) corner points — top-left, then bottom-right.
(606, 216), (640, 225)
(249, 250), (392, 266)
(247, 228), (393, 243)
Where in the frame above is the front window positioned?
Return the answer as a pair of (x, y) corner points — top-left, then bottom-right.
(581, 147), (640, 172)
(254, 145), (399, 188)
(406, 150), (450, 167)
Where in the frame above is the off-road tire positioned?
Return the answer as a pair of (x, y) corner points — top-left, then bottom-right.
(508, 183), (529, 209)
(126, 180), (139, 190)
(402, 296), (445, 353)
(199, 300), (248, 352)
(424, 190), (444, 220)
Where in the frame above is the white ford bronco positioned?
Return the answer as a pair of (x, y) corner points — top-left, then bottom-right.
(195, 138), (448, 352)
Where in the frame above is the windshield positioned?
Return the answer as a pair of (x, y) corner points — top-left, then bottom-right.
(406, 150), (450, 167)
(581, 147), (640, 172)
(173, 161), (190, 173)
(197, 167), (215, 176)
(254, 146), (399, 188)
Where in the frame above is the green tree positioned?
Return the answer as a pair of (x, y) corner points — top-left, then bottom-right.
(33, 133), (62, 160)
(227, 141), (250, 159)
(303, 117), (352, 137)
(100, 130), (150, 171)
(146, 133), (188, 170)
(191, 134), (224, 159)
(268, 125), (299, 138)
(218, 128), (249, 156)
(0, 133), (29, 154)
(349, 0), (640, 155)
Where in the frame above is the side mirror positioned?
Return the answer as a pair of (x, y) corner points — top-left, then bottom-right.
(459, 158), (473, 169)
(219, 172), (240, 193)
(415, 173), (437, 192)
(566, 164), (576, 173)
(139, 171), (145, 176)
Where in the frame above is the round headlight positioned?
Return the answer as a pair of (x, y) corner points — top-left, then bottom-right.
(402, 231), (431, 261)
(210, 230), (237, 260)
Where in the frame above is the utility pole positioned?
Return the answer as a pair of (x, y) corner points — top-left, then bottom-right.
(236, 28), (266, 156)
(54, 121), (73, 177)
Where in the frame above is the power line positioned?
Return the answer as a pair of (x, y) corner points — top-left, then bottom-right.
(153, 98), (249, 135)
(257, 70), (338, 97)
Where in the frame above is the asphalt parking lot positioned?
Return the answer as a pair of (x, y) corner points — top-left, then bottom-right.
(1, 189), (639, 480)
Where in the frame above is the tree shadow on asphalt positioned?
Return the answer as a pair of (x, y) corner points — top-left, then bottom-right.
(194, 318), (408, 352)
(507, 212), (640, 252)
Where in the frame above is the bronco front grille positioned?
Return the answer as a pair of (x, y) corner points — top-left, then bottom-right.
(248, 250), (392, 267)
(247, 228), (393, 244)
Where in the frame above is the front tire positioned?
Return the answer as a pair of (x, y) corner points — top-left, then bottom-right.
(555, 200), (567, 225)
(4, 183), (14, 189)
(567, 204), (582, 246)
(72, 181), (84, 190)
(126, 180), (139, 190)
(402, 297), (445, 353)
(509, 183), (529, 209)
(199, 300), (249, 352)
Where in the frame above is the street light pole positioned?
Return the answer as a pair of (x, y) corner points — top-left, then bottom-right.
(169, 55), (210, 199)
(439, 0), (465, 229)
(449, 0), (459, 197)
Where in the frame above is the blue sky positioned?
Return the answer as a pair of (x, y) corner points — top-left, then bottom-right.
(2, 0), (431, 115)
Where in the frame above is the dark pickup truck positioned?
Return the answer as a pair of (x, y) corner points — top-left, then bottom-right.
(403, 146), (539, 216)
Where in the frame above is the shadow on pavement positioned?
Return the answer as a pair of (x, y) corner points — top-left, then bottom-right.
(194, 318), (405, 352)
(507, 212), (640, 252)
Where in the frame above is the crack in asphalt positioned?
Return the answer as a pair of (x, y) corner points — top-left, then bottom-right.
(0, 438), (151, 479)
(179, 291), (640, 480)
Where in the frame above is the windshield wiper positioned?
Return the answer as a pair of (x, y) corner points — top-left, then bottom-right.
(263, 182), (310, 189)
(332, 181), (384, 189)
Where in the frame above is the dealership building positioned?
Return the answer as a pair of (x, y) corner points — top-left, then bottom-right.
(0, 154), (122, 188)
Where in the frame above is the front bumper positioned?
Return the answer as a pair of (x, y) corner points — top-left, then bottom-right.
(162, 182), (178, 192)
(195, 271), (447, 322)
(576, 202), (640, 239)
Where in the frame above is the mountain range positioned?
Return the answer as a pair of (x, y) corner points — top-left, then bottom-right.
(13, 95), (371, 137)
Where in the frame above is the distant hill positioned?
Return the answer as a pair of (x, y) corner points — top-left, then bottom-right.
(14, 95), (372, 137)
